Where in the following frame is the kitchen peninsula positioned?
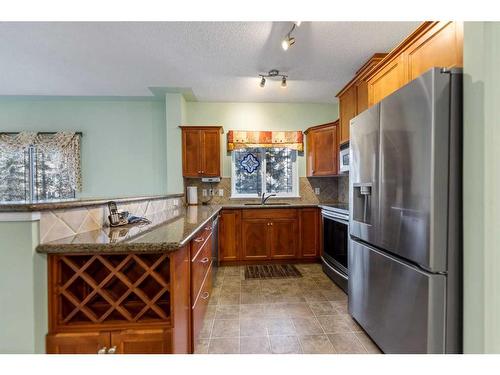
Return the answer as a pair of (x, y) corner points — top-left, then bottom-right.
(1, 193), (341, 354)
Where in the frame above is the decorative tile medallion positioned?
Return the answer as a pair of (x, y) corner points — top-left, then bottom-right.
(240, 153), (260, 173)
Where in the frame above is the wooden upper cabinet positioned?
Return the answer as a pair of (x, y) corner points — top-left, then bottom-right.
(180, 126), (223, 178)
(366, 21), (463, 106)
(406, 21), (463, 80)
(336, 53), (387, 145)
(305, 121), (339, 177)
(200, 129), (221, 177)
(338, 85), (356, 145)
(368, 54), (407, 107)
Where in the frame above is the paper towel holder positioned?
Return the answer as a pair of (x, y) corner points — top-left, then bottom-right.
(187, 186), (198, 205)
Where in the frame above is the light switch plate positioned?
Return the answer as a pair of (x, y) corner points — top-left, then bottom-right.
(314, 187), (320, 195)
(202, 189), (207, 197)
(219, 189), (224, 196)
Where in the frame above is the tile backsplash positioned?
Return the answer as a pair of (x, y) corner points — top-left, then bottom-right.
(39, 196), (182, 244)
(184, 177), (342, 205)
(338, 175), (349, 203)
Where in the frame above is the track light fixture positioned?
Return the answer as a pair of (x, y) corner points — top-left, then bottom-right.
(258, 70), (288, 88)
(281, 76), (287, 88)
(281, 21), (301, 51)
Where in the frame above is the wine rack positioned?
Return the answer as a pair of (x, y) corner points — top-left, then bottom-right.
(49, 253), (171, 330)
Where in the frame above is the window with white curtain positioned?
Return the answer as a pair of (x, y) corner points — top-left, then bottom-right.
(231, 147), (298, 198)
(0, 132), (81, 202)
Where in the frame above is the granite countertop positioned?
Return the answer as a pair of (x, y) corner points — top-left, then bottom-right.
(0, 193), (183, 212)
(36, 205), (222, 254)
(36, 202), (349, 255)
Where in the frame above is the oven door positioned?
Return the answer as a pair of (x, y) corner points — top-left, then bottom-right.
(322, 211), (349, 276)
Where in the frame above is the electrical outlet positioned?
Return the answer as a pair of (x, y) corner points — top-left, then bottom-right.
(202, 189), (207, 197)
(219, 189), (224, 196)
(314, 187), (320, 195)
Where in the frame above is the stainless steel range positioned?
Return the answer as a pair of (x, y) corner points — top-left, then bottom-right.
(320, 203), (349, 292)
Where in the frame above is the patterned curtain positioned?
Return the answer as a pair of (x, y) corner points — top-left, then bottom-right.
(227, 130), (304, 151)
(0, 131), (82, 191)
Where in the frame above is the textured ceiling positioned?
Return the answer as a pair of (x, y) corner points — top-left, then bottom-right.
(0, 22), (420, 103)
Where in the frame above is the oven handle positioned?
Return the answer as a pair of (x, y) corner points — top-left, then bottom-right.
(321, 210), (349, 223)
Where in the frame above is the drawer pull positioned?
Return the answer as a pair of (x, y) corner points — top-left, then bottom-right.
(107, 346), (117, 354)
(194, 237), (204, 243)
(97, 347), (107, 354)
(201, 291), (210, 300)
(200, 257), (210, 264)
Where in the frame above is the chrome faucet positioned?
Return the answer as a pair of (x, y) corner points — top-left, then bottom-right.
(261, 192), (277, 205)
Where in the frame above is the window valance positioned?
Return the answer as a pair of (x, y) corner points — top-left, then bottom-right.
(227, 130), (304, 152)
(0, 131), (82, 191)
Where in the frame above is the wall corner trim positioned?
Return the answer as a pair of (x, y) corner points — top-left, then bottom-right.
(0, 212), (41, 222)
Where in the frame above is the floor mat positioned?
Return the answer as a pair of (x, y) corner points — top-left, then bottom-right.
(244, 264), (303, 279)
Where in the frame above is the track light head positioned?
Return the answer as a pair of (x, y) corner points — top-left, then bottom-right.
(260, 76), (266, 88)
(281, 76), (287, 88)
(281, 36), (295, 51)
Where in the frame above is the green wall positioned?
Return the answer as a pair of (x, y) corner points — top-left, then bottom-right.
(463, 21), (500, 353)
(165, 93), (186, 194)
(0, 98), (167, 198)
(185, 102), (339, 177)
(0, 220), (46, 353)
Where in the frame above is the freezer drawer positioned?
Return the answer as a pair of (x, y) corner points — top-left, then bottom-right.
(348, 239), (447, 353)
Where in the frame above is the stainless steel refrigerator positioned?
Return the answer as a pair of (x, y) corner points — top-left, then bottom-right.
(348, 68), (462, 354)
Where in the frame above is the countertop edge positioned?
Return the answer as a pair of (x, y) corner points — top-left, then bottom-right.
(0, 193), (184, 212)
(36, 206), (222, 254)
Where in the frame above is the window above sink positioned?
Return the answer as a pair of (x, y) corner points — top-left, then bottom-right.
(231, 147), (299, 199)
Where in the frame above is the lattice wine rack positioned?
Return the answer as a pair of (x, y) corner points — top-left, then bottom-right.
(49, 253), (171, 330)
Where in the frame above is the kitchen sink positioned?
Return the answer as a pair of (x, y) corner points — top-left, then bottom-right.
(244, 202), (291, 206)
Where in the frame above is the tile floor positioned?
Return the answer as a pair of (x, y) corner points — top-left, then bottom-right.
(194, 263), (382, 354)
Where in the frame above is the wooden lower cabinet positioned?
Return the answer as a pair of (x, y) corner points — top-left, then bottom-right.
(223, 208), (318, 263)
(242, 219), (271, 260)
(171, 244), (191, 354)
(46, 248), (189, 354)
(271, 218), (298, 259)
(219, 210), (241, 262)
(300, 208), (320, 258)
(47, 332), (110, 354)
(111, 329), (171, 354)
(47, 329), (171, 354)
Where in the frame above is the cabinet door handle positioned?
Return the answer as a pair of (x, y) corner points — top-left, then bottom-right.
(97, 347), (107, 354)
(198, 170), (202, 174)
(194, 237), (204, 243)
(200, 257), (210, 264)
(107, 346), (117, 354)
(201, 291), (210, 300)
